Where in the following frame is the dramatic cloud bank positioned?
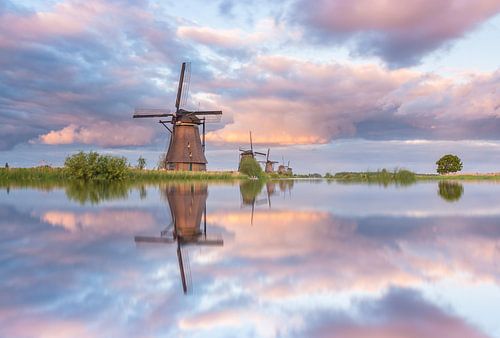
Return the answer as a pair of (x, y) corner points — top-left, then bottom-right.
(206, 57), (500, 145)
(292, 0), (500, 67)
(0, 0), (499, 166)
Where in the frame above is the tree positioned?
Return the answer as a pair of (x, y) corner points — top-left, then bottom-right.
(5, 162), (8, 169)
(238, 157), (263, 178)
(137, 156), (146, 170)
(436, 154), (463, 174)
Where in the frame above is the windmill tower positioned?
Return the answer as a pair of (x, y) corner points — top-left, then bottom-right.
(238, 131), (266, 171)
(259, 148), (279, 173)
(133, 62), (222, 171)
(134, 183), (223, 294)
(286, 160), (293, 176)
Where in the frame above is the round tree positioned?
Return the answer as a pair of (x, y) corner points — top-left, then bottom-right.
(436, 154), (463, 174)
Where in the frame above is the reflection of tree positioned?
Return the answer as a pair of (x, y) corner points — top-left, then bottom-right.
(65, 181), (129, 205)
(438, 181), (464, 202)
(239, 180), (265, 206)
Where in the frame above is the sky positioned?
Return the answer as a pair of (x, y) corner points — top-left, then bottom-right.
(0, 0), (499, 173)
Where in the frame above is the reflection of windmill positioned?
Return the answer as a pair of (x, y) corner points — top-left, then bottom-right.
(133, 62), (222, 171)
(238, 131), (266, 171)
(239, 180), (266, 225)
(134, 183), (223, 294)
(259, 148), (279, 173)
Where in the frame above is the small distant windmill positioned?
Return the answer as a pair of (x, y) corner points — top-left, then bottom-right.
(259, 148), (279, 173)
(133, 62), (222, 171)
(286, 160), (293, 175)
(238, 131), (266, 171)
(278, 156), (287, 175)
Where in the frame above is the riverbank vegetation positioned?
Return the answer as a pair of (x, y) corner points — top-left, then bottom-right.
(332, 169), (417, 186)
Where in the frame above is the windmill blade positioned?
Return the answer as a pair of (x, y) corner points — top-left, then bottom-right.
(183, 236), (224, 246)
(175, 62), (187, 110)
(180, 62), (191, 108)
(191, 110), (223, 115)
(134, 108), (173, 118)
(249, 131), (253, 152)
(254, 151), (267, 156)
(266, 148), (270, 161)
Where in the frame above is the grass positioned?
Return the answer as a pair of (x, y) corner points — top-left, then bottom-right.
(332, 169), (417, 186)
(0, 167), (245, 186)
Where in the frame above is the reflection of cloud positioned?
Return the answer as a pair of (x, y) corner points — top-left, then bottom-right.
(299, 288), (490, 338)
(41, 209), (157, 234)
(207, 209), (500, 298)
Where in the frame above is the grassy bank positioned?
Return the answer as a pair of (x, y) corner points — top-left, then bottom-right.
(0, 167), (244, 185)
(332, 169), (416, 186)
(415, 173), (500, 181)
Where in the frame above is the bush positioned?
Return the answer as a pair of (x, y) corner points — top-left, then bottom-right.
(238, 156), (263, 178)
(436, 154), (463, 174)
(64, 151), (128, 181)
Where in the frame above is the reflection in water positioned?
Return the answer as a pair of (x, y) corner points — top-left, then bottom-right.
(134, 183), (223, 294)
(65, 181), (130, 204)
(2, 181), (500, 337)
(239, 180), (295, 224)
(438, 181), (464, 202)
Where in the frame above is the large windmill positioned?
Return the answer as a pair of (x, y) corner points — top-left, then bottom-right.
(134, 183), (223, 294)
(238, 131), (266, 171)
(259, 148), (279, 173)
(133, 62), (222, 171)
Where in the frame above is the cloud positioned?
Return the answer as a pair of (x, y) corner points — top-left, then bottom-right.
(291, 0), (500, 67)
(204, 56), (500, 145)
(35, 122), (156, 146)
(0, 0), (199, 150)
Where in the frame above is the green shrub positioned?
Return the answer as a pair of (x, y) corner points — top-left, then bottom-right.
(436, 154), (463, 174)
(238, 157), (263, 178)
(64, 151), (128, 181)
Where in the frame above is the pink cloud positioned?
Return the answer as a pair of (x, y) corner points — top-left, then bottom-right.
(293, 0), (500, 66)
(204, 57), (500, 145)
(36, 122), (156, 146)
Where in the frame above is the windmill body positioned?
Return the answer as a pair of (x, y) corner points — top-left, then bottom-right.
(133, 62), (222, 171)
(261, 148), (279, 173)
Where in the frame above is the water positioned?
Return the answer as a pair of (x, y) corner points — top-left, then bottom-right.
(1, 180), (500, 337)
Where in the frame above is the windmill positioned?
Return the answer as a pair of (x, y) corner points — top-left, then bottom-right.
(238, 131), (266, 171)
(134, 183), (223, 294)
(133, 62), (222, 171)
(259, 148), (279, 173)
(278, 156), (287, 175)
(286, 160), (293, 176)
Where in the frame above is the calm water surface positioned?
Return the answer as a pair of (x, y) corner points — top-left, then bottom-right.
(1, 180), (500, 337)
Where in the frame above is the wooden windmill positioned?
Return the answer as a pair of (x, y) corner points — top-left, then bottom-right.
(259, 148), (279, 173)
(133, 62), (222, 171)
(134, 183), (223, 294)
(238, 131), (266, 171)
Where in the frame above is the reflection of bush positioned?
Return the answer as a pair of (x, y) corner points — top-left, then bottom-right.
(65, 181), (130, 205)
(438, 181), (464, 202)
(239, 180), (265, 205)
